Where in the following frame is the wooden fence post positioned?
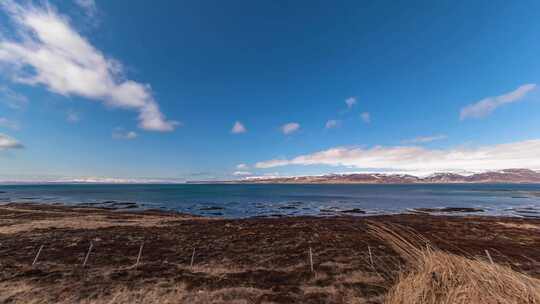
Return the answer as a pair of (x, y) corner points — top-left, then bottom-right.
(32, 245), (44, 266)
(83, 242), (93, 267)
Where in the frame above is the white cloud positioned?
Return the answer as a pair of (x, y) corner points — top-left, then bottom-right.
(255, 139), (540, 174)
(112, 129), (137, 140)
(460, 84), (536, 120)
(0, 86), (28, 109)
(231, 121), (247, 134)
(281, 122), (300, 135)
(345, 97), (356, 109)
(236, 163), (248, 170)
(402, 134), (447, 144)
(0, 133), (23, 150)
(66, 111), (80, 123)
(0, 1), (178, 131)
(360, 112), (370, 123)
(0, 118), (19, 130)
(325, 119), (340, 129)
(74, 0), (97, 17)
(233, 171), (252, 176)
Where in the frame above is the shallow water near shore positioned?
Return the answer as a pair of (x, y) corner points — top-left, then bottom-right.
(0, 183), (539, 218)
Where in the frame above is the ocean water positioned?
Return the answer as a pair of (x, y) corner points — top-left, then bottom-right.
(0, 183), (539, 218)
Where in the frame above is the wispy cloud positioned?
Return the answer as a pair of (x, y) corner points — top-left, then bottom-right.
(460, 84), (536, 120)
(0, 133), (23, 150)
(325, 119), (340, 129)
(360, 112), (370, 123)
(402, 134), (447, 144)
(236, 163), (248, 170)
(255, 139), (540, 174)
(66, 111), (80, 123)
(233, 171), (252, 176)
(0, 1), (178, 131)
(231, 121), (247, 134)
(345, 97), (356, 109)
(0, 86), (28, 110)
(74, 0), (97, 17)
(0, 118), (20, 130)
(112, 128), (137, 140)
(281, 122), (300, 135)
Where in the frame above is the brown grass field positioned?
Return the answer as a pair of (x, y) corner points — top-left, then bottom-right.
(1, 203), (540, 303)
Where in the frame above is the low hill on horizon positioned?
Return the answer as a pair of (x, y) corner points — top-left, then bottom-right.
(229, 169), (540, 184)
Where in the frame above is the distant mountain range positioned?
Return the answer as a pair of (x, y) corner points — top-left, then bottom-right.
(232, 169), (540, 184)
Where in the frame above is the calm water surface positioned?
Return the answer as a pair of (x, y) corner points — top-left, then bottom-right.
(0, 184), (539, 218)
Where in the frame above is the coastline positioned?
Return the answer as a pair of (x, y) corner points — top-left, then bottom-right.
(2, 183), (539, 219)
(1, 203), (540, 303)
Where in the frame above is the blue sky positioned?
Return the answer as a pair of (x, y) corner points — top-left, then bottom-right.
(1, 0), (540, 182)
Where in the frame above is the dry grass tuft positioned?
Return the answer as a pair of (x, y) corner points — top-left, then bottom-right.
(368, 223), (540, 304)
(0, 282), (265, 304)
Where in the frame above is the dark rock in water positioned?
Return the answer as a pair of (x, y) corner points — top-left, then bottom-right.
(510, 207), (540, 214)
(103, 201), (138, 209)
(413, 207), (484, 213)
(253, 214), (285, 218)
(200, 206), (224, 211)
(0, 191), (6, 194)
(78, 201), (138, 210)
(278, 206), (297, 210)
(80, 202), (101, 206)
(114, 203), (138, 209)
(206, 212), (223, 216)
(339, 208), (366, 214)
(319, 207), (340, 213)
(110, 202), (137, 206)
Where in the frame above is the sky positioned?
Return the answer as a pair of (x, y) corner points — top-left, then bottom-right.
(1, 0), (540, 182)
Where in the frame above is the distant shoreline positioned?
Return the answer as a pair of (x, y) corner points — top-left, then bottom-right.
(2, 168), (540, 185)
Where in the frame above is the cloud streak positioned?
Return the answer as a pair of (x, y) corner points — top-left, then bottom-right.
(0, 133), (23, 150)
(66, 111), (80, 123)
(236, 163), (248, 170)
(233, 171), (252, 176)
(255, 139), (540, 174)
(281, 122), (300, 135)
(402, 134), (447, 144)
(0, 86), (28, 109)
(112, 129), (137, 140)
(0, 118), (20, 130)
(74, 0), (97, 17)
(0, 1), (177, 131)
(460, 84), (536, 120)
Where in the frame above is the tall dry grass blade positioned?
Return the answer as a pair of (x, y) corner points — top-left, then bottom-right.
(368, 223), (540, 304)
(485, 249), (494, 264)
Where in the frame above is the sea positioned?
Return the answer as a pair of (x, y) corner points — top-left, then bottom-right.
(0, 183), (539, 218)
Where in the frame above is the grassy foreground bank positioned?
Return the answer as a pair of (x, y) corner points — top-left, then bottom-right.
(1, 203), (539, 303)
